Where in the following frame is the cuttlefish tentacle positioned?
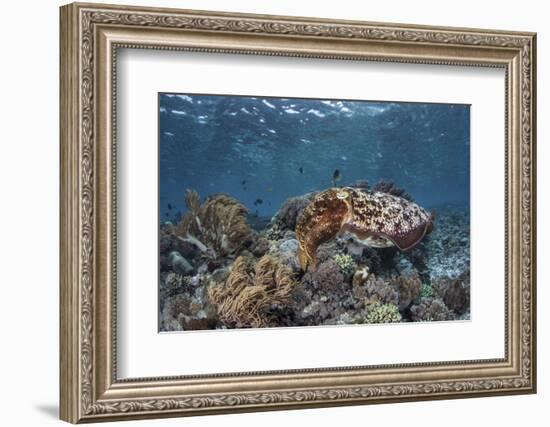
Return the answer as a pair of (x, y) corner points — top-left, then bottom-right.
(295, 187), (434, 271)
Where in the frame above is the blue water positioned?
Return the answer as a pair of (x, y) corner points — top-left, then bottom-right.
(159, 94), (469, 220)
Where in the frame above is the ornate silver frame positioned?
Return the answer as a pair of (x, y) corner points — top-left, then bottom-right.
(60, 2), (536, 423)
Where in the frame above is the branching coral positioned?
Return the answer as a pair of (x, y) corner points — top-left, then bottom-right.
(433, 269), (470, 314)
(164, 272), (184, 293)
(305, 259), (345, 293)
(208, 255), (297, 328)
(333, 253), (357, 276)
(389, 272), (422, 310)
(272, 194), (313, 230)
(365, 303), (402, 323)
(420, 283), (435, 298)
(160, 290), (219, 331)
(372, 179), (414, 202)
(363, 274), (399, 307)
(249, 235), (271, 257)
(409, 297), (456, 322)
(175, 189), (252, 259)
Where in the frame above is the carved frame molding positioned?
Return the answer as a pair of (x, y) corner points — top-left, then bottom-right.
(60, 2), (536, 423)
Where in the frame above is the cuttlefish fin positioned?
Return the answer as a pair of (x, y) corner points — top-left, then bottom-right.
(388, 222), (431, 251)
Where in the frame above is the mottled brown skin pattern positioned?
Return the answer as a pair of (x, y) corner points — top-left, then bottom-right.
(296, 187), (434, 271)
(295, 189), (352, 271)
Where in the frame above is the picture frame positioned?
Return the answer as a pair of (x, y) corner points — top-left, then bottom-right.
(59, 2), (537, 423)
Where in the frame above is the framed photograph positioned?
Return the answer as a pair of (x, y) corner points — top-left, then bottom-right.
(60, 2), (537, 423)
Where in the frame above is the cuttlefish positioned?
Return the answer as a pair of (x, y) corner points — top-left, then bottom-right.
(295, 187), (434, 271)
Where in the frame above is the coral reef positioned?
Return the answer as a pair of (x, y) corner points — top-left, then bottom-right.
(372, 179), (414, 202)
(409, 297), (456, 322)
(364, 303), (402, 324)
(208, 255), (297, 328)
(167, 251), (194, 275)
(158, 183), (470, 331)
(353, 179), (370, 190)
(420, 283), (435, 298)
(389, 272), (422, 310)
(268, 237), (301, 273)
(249, 235), (271, 257)
(292, 259), (356, 326)
(333, 253), (357, 276)
(175, 190), (252, 260)
(304, 259), (346, 293)
(433, 269), (470, 314)
(271, 194), (313, 231)
(424, 204), (469, 279)
(160, 274), (218, 331)
(361, 273), (399, 307)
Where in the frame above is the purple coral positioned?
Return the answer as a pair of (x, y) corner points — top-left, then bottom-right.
(306, 259), (345, 293)
(409, 297), (456, 322)
(273, 194), (314, 230)
(389, 272), (422, 310)
(353, 179), (370, 190)
(249, 235), (271, 257)
(363, 274), (399, 306)
(293, 259), (357, 326)
(433, 269), (470, 314)
(372, 179), (414, 202)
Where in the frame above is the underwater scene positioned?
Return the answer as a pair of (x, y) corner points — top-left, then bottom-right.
(158, 93), (470, 331)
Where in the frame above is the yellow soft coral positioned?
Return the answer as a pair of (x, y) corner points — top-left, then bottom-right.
(208, 255), (296, 328)
(175, 189), (252, 259)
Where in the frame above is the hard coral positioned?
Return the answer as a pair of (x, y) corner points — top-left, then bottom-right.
(372, 179), (414, 202)
(249, 235), (271, 257)
(269, 237), (301, 273)
(420, 283), (435, 298)
(389, 272), (422, 310)
(175, 189), (252, 259)
(304, 259), (345, 293)
(208, 255), (297, 328)
(409, 297), (456, 322)
(333, 253), (357, 277)
(363, 273), (399, 307)
(290, 258), (359, 326)
(272, 194), (314, 230)
(433, 269), (470, 314)
(365, 303), (402, 324)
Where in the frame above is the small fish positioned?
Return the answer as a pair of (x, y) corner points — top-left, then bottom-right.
(332, 169), (342, 187)
(241, 180), (246, 185)
(299, 167), (304, 174)
(165, 212), (169, 217)
(254, 198), (263, 206)
(167, 203), (173, 210)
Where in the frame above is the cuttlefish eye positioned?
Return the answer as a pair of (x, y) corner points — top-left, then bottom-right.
(336, 190), (349, 200)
